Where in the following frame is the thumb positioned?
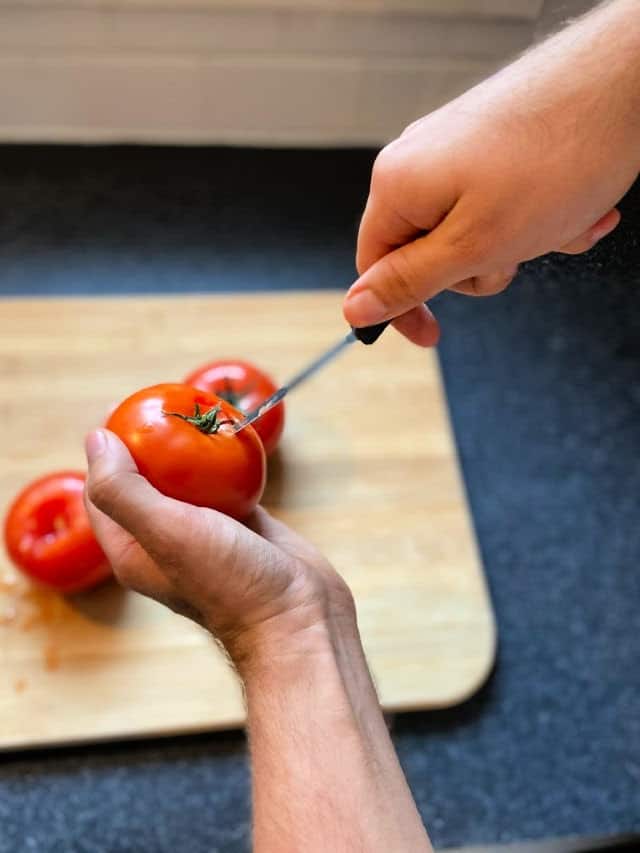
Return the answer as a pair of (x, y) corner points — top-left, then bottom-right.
(84, 429), (278, 602)
(85, 429), (177, 553)
(85, 428), (224, 580)
(344, 218), (484, 327)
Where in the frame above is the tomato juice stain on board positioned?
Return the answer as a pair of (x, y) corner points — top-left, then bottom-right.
(1, 569), (64, 671)
(44, 642), (61, 671)
(19, 585), (65, 631)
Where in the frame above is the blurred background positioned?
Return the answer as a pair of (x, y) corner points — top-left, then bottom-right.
(0, 0), (594, 148)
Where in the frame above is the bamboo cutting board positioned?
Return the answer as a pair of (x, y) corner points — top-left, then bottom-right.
(0, 292), (495, 750)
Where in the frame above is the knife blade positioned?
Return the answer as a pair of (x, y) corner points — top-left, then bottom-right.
(232, 320), (390, 434)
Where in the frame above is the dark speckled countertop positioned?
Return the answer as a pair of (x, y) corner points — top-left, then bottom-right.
(0, 146), (639, 852)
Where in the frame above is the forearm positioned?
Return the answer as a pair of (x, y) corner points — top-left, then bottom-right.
(242, 617), (432, 853)
(511, 0), (640, 151)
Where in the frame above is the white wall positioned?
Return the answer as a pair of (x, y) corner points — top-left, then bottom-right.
(0, 0), (594, 146)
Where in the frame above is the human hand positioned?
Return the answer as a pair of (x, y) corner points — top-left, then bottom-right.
(84, 428), (354, 674)
(344, 0), (640, 345)
(85, 429), (432, 852)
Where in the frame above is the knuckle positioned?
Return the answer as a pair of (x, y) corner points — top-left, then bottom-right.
(151, 509), (196, 573)
(109, 539), (140, 581)
(445, 197), (508, 268)
(446, 225), (492, 266)
(370, 142), (402, 193)
(88, 469), (135, 516)
(400, 116), (424, 137)
(332, 575), (357, 621)
(379, 251), (422, 306)
(473, 268), (516, 297)
(213, 524), (247, 581)
(356, 223), (372, 276)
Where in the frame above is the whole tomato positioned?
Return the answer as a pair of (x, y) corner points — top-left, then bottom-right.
(106, 383), (265, 520)
(4, 471), (111, 593)
(184, 359), (285, 455)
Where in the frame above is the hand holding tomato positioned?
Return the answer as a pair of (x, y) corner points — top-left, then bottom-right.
(84, 429), (353, 671)
(3, 380), (267, 593)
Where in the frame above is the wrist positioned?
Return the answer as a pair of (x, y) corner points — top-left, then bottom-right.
(218, 592), (353, 682)
(219, 576), (362, 685)
(241, 615), (382, 751)
(239, 603), (392, 747)
(237, 615), (338, 686)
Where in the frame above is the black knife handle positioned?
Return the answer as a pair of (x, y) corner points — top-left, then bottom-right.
(352, 320), (391, 345)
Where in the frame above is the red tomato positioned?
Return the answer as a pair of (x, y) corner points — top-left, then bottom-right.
(184, 359), (285, 455)
(106, 383), (265, 520)
(4, 471), (111, 593)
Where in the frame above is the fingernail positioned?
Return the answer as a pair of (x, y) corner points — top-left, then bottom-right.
(590, 225), (611, 245)
(85, 429), (107, 463)
(590, 215), (619, 245)
(344, 288), (387, 325)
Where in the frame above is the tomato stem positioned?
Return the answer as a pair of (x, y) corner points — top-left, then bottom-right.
(163, 402), (233, 435)
(216, 377), (257, 410)
(215, 378), (243, 409)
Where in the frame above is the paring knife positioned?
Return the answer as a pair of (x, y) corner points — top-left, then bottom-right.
(233, 319), (390, 434)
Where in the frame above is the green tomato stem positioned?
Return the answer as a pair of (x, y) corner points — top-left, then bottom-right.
(163, 402), (233, 435)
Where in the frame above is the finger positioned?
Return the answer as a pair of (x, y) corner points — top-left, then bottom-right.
(356, 195), (422, 276)
(356, 142), (456, 276)
(84, 484), (145, 573)
(557, 208), (621, 254)
(449, 266), (519, 297)
(85, 429), (283, 602)
(84, 487), (178, 608)
(346, 211), (492, 327)
(85, 429), (190, 562)
(248, 507), (327, 571)
(399, 115), (427, 138)
(85, 427), (242, 589)
(391, 304), (440, 347)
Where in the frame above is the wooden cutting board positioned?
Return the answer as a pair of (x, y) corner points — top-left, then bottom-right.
(0, 292), (495, 750)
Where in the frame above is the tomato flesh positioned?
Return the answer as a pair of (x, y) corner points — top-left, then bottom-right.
(4, 471), (111, 593)
(184, 359), (285, 455)
(106, 383), (266, 520)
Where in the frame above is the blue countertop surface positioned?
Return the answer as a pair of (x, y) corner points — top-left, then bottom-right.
(1, 146), (639, 852)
